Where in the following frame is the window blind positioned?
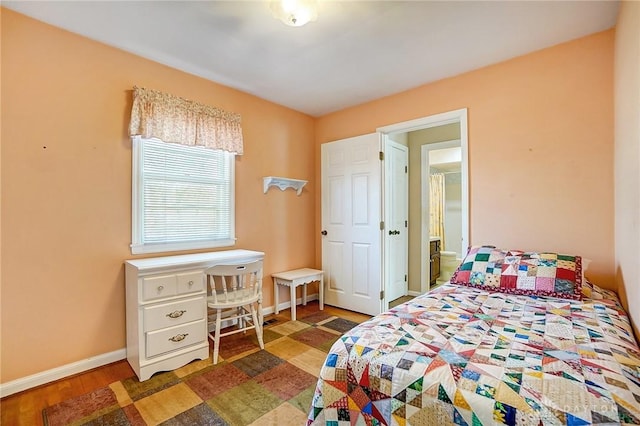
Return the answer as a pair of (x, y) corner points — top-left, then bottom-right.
(139, 138), (233, 246)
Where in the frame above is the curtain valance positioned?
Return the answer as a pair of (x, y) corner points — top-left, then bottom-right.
(129, 86), (243, 154)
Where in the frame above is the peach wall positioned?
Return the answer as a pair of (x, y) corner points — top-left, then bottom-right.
(0, 8), (622, 386)
(315, 31), (615, 292)
(1, 9), (315, 383)
(614, 1), (640, 336)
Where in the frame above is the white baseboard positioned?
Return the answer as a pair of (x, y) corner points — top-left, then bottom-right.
(408, 290), (422, 297)
(0, 348), (126, 398)
(1, 294), (321, 398)
(266, 293), (319, 316)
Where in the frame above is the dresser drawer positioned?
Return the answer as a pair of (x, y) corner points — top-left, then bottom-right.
(430, 239), (440, 255)
(177, 272), (204, 295)
(143, 296), (205, 333)
(142, 274), (177, 301)
(146, 320), (207, 358)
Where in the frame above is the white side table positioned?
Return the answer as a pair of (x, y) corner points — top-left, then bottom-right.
(272, 268), (324, 321)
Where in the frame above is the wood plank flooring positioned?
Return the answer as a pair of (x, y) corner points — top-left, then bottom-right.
(1, 302), (370, 426)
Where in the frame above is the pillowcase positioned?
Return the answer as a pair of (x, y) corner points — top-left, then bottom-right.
(451, 245), (583, 300)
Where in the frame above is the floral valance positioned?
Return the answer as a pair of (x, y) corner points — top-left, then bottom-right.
(129, 86), (243, 154)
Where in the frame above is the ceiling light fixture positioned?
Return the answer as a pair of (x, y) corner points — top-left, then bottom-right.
(270, 0), (318, 27)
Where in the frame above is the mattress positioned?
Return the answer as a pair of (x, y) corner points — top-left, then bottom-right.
(307, 282), (640, 425)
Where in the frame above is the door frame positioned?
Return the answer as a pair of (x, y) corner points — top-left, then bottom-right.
(378, 108), (468, 295)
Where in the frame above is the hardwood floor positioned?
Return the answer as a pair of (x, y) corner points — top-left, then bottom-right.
(389, 295), (415, 308)
(1, 302), (370, 426)
(1, 358), (135, 426)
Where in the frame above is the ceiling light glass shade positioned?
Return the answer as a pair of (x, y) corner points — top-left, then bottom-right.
(270, 0), (318, 27)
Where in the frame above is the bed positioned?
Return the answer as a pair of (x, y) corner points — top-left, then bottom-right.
(307, 247), (640, 425)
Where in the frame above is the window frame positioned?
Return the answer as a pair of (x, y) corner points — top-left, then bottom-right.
(130, 136), (236, 254)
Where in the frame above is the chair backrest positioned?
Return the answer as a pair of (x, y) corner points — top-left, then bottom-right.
(205, 260), (263, 305)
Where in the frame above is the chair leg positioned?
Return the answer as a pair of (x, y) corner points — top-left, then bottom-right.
(213, 309), (222, 364)
(237, 306), (245, 332)
(258, 300), (264, 334)
(252, 303), (264, 350)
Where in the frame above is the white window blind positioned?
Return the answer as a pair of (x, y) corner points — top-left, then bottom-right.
(131, 137), (235, 254)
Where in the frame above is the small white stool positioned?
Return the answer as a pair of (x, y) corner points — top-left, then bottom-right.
(272, 268), (324, 321)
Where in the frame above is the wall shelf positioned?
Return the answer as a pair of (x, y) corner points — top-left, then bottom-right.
(263, 176), (307, 196)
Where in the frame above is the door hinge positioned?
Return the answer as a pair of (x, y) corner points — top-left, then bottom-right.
(380, 221), (384, 230)
(404, 275), (407, 282)
(380, 290), (385, 300)
(379, 151), (384, 161)
(405, 165), (408, 173)
(405, 220), (408, 227)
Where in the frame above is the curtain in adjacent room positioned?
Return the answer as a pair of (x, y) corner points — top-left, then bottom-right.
(429, 173), (446, 250)
(129, 86), (244, 154)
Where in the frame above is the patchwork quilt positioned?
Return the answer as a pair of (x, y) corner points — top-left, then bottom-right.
(307, 283), (640, 425)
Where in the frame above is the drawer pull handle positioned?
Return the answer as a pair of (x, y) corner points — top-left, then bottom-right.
(188, 280), (194, 286)
(168, 333), (188, 343)
(157, 285), (164, 292)
(166, 310), (186, 319)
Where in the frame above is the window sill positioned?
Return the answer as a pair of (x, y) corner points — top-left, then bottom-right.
(131, 239), (236, 255)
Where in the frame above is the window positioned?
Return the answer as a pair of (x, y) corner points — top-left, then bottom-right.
(131, 137), (235, 254)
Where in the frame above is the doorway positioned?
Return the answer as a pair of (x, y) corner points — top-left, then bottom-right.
(424, 140), (464, 287)
(320, 109), (468, 315)
(378, 108), (468, 299)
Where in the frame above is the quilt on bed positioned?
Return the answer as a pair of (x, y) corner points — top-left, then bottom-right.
(307, 283), (640, 425)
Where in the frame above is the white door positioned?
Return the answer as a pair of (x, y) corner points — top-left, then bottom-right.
(321, 133), (382, 316)
(384, 139), (408, 304)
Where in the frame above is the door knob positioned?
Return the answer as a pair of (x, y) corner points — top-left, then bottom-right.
(321, 230), (327, 236)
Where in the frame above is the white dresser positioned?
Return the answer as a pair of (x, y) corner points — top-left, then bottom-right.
(125, 249), (265, 381)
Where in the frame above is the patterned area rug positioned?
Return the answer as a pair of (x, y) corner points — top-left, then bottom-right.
(42, 312), (361, 426)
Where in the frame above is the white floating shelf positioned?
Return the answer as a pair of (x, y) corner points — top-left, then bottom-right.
(263, 176), (307, 196)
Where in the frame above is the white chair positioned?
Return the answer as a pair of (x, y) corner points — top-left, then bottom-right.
(205, 260), (265, 364)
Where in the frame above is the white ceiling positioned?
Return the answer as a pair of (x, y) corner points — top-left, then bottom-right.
(4, 1), (619, 117)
